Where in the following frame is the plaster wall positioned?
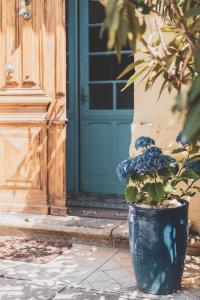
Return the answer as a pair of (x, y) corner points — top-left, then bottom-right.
(130, 17), (200, 232)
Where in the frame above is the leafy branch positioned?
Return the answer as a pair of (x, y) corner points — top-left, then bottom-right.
(101, 0), (200, 141)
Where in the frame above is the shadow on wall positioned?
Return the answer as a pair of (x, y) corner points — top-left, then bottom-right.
(0, 121), (66, 214)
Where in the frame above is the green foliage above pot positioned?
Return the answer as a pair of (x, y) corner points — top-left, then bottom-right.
(116, 135), (200, 206)
(101, 0), (200, 142)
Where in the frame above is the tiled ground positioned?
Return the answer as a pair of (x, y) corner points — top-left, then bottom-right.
(0, 243), (199, 299)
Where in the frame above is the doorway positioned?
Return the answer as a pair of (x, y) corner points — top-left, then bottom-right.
(67, 0), (133, 211)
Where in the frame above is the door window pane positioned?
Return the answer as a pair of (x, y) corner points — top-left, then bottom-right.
(89, 84), (113, 109)
(116, 83), (134, 109)
(90, 54), (133, 81)
(89, 27), (108, 52)
(89, 0), (105, 24)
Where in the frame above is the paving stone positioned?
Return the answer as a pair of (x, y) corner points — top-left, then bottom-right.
(4, 262), (90, 286)
(115, 249), (131, 259)
(110, 256), (132, 268)
(0, 277), (63, 300)
(112, 221), (129, 248)
(88, 278), (122, 292)
(0, 259), (24, 276)
(52, 286), (200, 300)
(3, 244), (119, 286)
(84, 271), (111, 283)
(190, 288), (200, 297)
(99, 249), (132, 272)
(78, 280), (93, 290)
(52, 243), (118, 265)
(84, 267), (135, 290)
(0, 242), (199, 299)
(53, 286), (126, 300)
(104, 268), (136, 288)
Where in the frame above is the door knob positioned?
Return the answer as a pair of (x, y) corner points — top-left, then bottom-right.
(19, 7), (32, 20)
(18, 0), (32, 20)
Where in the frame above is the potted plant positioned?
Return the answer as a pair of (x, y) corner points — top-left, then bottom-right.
(116, 134), (200, 295)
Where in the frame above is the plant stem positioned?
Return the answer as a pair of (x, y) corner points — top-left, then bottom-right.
(154, 173), (160, 204)
(175, 147), (190, 182)
(180, 178), (199, 198)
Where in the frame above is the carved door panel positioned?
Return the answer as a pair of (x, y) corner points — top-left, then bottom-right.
(0, 0), (67, 215)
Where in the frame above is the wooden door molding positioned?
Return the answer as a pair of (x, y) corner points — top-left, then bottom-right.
(0, 0), (67, 215)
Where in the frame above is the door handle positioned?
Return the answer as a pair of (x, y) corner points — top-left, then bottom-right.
(19, 7), (32, 20)
(18, 0), (32, 20)
(80, 87), (88, 104)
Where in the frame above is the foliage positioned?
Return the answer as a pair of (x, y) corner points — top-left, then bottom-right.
(101, 0), (200, 142)
(116, 135), (200, 206)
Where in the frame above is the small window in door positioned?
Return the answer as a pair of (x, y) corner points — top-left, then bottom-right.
(88, 0), (134, 110)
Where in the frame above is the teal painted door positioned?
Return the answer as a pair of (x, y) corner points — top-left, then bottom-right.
(79, 0), (133, 194)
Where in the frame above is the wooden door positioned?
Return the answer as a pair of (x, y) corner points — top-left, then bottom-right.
(79, 0), (133, 194)
(0, 0), (67, 215)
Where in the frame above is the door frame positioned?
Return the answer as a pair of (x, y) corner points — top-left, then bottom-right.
(67, 0), (80, 192)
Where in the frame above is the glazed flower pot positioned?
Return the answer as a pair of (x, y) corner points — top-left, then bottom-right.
(129, 200), (189, 295)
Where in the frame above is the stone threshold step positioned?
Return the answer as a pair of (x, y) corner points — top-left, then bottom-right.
(0, 212), (199, 254)
(0, 213), (129, 248)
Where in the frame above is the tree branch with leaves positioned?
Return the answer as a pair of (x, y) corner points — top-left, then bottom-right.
(101, 0), (200, 142)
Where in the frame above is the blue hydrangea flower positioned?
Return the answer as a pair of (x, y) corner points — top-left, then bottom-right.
(176, 131), (190, 146)
(185, 160), (200, 176)
(134, 136), (155, 150)
(116, 157), (138, 182)
(163, 155), (179, 174)
(142, 146), (162, 158)
(134, 147), (166, 175)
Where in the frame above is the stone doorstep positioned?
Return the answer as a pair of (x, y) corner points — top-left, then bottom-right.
(0, 213), (129, 248)
(0, 212), (199, 253)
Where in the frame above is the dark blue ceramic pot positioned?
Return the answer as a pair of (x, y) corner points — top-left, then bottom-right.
(129, 200), (189, 295)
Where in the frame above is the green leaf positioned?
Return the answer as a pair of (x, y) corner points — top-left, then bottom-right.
(143, 182), (165, 204)
(117, 59), (145, 79)
(130, 173), (145, 182)
(191, 18), (200, 33)
(171, 148), (187, 154)
(185, 7), (200, 18)
(125, 186), (139, 203)
(157, 79), (168, 101)
(183, 100), (200, 140)
(159, 166), (176, 178)
(150, 69), (163, 85)
(103, 0), (121, 50)
(194, 42), (200, 74)
(171, 178), (188, 187)
(163, 183), (174, 193)
(181, 169), (199, 180)
(190, 145), (200, 154)
(121, 67), (147, 91)
(187, 155), (200, 164)
(166, 54), (177, 72)
(188, 77), (200, 103)
(185, 191), (196, 197)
